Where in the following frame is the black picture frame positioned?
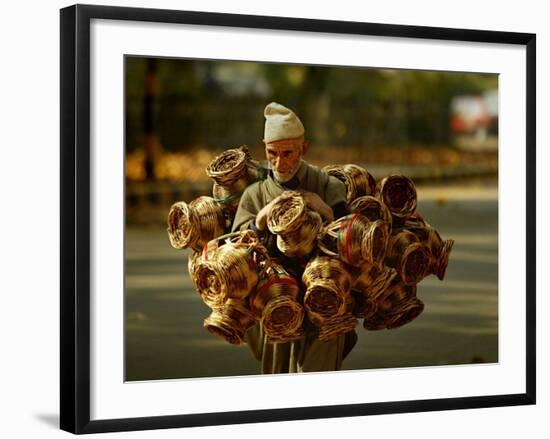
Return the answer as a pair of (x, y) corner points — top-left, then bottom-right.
(60, 4), (536, 434)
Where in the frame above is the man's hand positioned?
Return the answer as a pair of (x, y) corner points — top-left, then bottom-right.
(255, 191), (334, 231)
(255, 193), (293, 231)
(298, 190), (334, 223)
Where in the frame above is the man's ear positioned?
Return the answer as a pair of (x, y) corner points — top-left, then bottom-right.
(302, 140), (309, 155)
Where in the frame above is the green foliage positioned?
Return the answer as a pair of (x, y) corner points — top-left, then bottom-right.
(125, 57), (498, 151)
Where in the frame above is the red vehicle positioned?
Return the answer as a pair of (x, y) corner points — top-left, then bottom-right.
(450, 90), (498, 150)
(451, 95), (491, 135)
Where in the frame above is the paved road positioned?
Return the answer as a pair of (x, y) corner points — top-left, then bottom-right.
(125, 187), (498, 381)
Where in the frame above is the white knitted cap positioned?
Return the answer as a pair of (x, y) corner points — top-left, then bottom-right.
(263, 102), (305, 143)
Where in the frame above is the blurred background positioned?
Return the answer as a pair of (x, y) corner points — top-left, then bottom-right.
(124, 56), (498, 381)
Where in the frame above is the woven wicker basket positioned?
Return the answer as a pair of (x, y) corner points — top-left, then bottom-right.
(267, 191), (322, 258)
(302, 256), (352, 321)
(203, 298), (257, 345)
(402, 217), (454, 280)
(206, 145), (254, 188)
(322, 164), (376, 204)
(188, 251), (224, 309)
(363, 279), (424, 330)
(351, 263), (398, 300)
(167, 201), (196, 250)
(314, 310), (358, 341)
(212, 182), (241, 219)
(376, 175), (417, 223)
(190, 231), (267, 305)
(385, 229), (431, 285)
(207, 145), (259, 220)
(248, 263), (304, 343)
(348, 195), (392, 226)
(318, 214), (390, 268)
(167, 196), (225, 252)
(175, 159), (453, 349)
(351, 291), (378, 319)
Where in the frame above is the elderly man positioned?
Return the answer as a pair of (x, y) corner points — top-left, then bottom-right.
(232, 102), (357, 374)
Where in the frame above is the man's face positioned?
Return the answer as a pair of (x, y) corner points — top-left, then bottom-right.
(265, 138), (307, 182)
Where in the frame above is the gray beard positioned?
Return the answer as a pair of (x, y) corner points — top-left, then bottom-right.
(273, 170), (295, 182)
(271, 160), (302, 182)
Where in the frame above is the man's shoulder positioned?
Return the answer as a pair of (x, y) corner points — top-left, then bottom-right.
(303, 161), (322, 174)
(302, 161), (335, 186)
(300, 161), (324, 182)
(301, 160), (346, 206)
(303, 161), (335, 181)
(241, 179), (266, 200)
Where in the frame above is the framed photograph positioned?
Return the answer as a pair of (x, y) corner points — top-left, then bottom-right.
(60, 4), (536, 434)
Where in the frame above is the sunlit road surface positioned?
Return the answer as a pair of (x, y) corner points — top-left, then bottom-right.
(125, 186), (498, 381)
